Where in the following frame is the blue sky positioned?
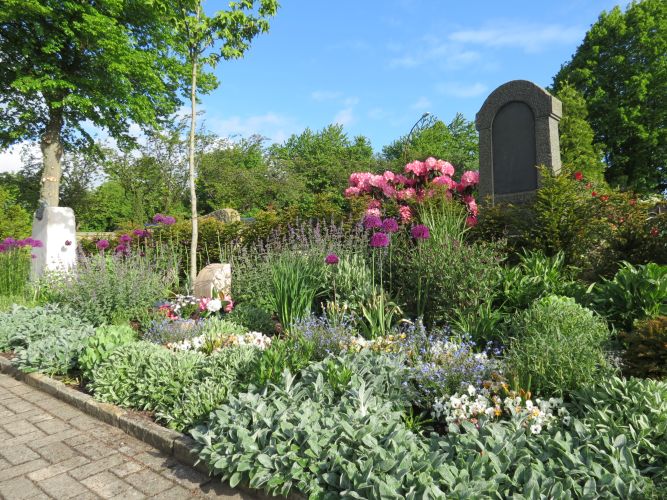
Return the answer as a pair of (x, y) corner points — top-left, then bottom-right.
(0, 0), (629, 171)
(199, 0), (628, 151)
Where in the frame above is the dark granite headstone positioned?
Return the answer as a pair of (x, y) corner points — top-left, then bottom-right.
(476, 80), (562, 204)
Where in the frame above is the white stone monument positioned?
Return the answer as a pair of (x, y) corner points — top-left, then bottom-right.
(30, 206), (77, 280)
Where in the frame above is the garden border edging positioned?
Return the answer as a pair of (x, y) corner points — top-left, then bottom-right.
(0, 357), (303, 500)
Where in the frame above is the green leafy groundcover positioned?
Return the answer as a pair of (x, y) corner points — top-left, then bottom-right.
(192, 352), (662, 499)
(0, 304), (94, 375)
(89, 341), (259, 431)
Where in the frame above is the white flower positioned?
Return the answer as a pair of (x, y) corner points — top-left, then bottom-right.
(485, 407), (496, 418)
(206, 299), (222, 313)
(530, 424), (542, 434)
(467, 384), (476, 396)
(525, 400), (534, 410)
(562, 416), (571, 426)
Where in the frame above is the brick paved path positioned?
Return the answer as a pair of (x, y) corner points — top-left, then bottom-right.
(0, 373), (255, 499)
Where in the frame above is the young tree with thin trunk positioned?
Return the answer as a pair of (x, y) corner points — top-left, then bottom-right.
(170, 0), (279, 285)
(0, 1), (183, 206)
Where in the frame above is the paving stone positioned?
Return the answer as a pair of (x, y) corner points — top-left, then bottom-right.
(26, 412), (55, 425)
(69, 453), (125, 481)
(0, 458), (50, 482)
(63, 433), (90, 447)
(31, 441), (78, 464)
(0, 444), (41, 465)
(0, 476), (44, 499)
(81, 471), (141, 499)
(124, 468), (173, 496)
(27, 456), (91, 482)
(72, 440), (119, 461)
(2, 419), (40, 437)
(5, 431), (48, 448)
(109, 460), (144, 478)
(35, 418), (71, 435)
(25, 493), (52, 500)
(37, 472), (93, 499)
(28, 428), (81, 449)
(153, 485), (195, 500)
(68, 414), (99, 431)
(5, 401), (37, 414)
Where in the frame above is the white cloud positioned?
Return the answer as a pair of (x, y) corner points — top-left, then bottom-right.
(311, 90), (343, 102)
(388, 40), (480, 69)
(333, 107), (355, 127)
(448, 23), (584, 53)
(436, 82), (488, 98)
(410, 96), (432, 111)
(208, 112), (300, 144)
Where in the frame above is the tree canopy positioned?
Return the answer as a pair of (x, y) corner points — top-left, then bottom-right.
(554, 0), (667, 193)
(554, 82), (607, 184)
(382, 114), (479, 172)
(0, 0), (184, 205)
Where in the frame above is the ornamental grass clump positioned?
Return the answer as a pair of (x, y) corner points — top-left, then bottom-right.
(270, 252), (326, 330)
(504, 295), (613, 397)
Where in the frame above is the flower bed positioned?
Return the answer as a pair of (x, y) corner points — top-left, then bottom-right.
(1, 161), (665, 498)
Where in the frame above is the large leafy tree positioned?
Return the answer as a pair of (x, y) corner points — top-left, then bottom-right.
(0, 1), (184, 207)
(382, 114), (479, 172)
(169, 0), (278, 284)
(554, 0), (667, 192)
(554, 82), (606, 184)
(268, 124), (376, 197)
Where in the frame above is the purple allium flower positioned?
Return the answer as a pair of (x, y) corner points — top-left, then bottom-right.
(119, 233), (132, 244)
(153, 214), (176, 225)
(363, 215), (383, 230)
(411, 224), (430, 240)
(31, 238), (43, 248)
(3, 237), (17, 247)
(382, 218), (399, 233)
(0, 243), (6, 253)
(65, 240), (72, 246)
(325, 253), (339, 265)
(133, 228), (151, 238)
(370, 232), (390, 248)
(96, 239), (110, 250)
(115, 244), (129, 255)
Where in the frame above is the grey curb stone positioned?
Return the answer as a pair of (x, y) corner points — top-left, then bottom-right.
(0, 357), (303, 500)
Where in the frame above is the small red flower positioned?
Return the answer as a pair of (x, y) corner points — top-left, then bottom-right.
(650, 227), (659, 237)
(591, 191), (597, 197)
(600, 195), (609, 202)
(629, 199), (637, 206)
(574, 171), (583, 181)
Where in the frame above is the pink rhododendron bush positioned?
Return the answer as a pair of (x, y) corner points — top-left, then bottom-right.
(345, 157), (480, 226)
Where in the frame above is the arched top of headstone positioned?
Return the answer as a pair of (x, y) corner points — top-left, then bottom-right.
(475, 80), (561, 131)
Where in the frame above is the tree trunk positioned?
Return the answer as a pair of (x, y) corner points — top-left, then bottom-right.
(39, 107), (64, 207)
(189, 56), (199, 288)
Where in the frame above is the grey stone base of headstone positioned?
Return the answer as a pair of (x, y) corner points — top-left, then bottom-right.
(30, 207), (77, 280)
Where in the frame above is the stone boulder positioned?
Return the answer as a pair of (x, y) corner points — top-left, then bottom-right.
(206, 208), (241, 224)
(193, 263), (231, 299)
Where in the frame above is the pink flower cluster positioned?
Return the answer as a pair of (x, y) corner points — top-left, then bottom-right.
(0, 237), (43, 253)
(346, 158), (480, 226)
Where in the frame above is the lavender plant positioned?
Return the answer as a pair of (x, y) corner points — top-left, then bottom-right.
(40, 244), (180, 326)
